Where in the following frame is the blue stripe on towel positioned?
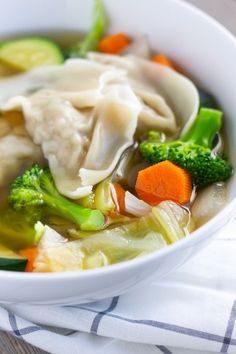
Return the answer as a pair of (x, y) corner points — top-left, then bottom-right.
(90, 296), (119, 334)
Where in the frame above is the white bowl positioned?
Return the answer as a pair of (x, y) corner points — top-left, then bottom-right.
(0, 0), (236, 305)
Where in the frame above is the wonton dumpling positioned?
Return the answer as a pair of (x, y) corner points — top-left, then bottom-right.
(3, 93), (94, 197)
(0, 59), (125, 108)
(0, 134), (42, 187)
(0, 54), (199, 198)
(87, 53), (199, 133)
(48, 85), (141, 198)
(11, 93), (93, 174)
(3, 85), (141, 198)
(80, 85), (141, 186)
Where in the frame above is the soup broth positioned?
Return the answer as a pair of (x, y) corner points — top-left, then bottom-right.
(0, 22), (232, 272)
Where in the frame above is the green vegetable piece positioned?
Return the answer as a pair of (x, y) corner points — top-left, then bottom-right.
(152, 201), (192, 243)
(0, 210), (37, 250)
(9, 164), (105, 231)
(78, 177), (115, 213)
(0, 244), (27, 272)
(94, 177), (115, 212)
(140, 108), (233, 187)
(69, 0), (107, 58)
(146, 130), (162, 143)
(78, 192), (96, 209)
(34, 201), (190, 272)
(198, 88), (218, 109)
(0, 37), (64, 71)
(181, 108), (222, 148)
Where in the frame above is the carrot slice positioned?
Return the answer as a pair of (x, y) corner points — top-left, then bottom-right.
(152, 54), (175, 69)
(135, 161), (192, 206)
(112, 182), (126, 214)
(19, 247), (37, 272)
(98, 33), (131, 54)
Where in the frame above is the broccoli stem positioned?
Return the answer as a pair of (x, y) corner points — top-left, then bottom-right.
(9, 164), (106, 231)
(181, 108), (222, 148)
(43, 193), (105, 231)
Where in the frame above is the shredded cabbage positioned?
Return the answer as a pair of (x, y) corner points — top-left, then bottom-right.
(33, 201), (191, 272)
(78, 177), (115, 213)
(124, 191), (151, 217)
(192, 183), (227, 227)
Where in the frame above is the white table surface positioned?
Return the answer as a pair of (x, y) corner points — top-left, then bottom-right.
(0, 0), (236, 353)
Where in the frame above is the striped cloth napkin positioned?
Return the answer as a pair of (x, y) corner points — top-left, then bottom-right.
(0, 220), (236, 354)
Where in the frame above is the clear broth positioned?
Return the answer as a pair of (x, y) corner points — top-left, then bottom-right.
(0, 32), (230, 253)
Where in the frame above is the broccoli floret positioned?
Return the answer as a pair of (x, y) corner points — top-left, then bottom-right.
(140, 108), (233, 187)
(9, 164), (105, 231)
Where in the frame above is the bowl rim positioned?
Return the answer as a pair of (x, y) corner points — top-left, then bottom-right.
(1, 0), (236, 281)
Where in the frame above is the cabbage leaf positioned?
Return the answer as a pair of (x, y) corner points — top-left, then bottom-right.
(33, 201), (191, 272)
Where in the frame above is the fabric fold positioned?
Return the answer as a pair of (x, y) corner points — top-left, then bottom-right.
(1, 221), (236, 354)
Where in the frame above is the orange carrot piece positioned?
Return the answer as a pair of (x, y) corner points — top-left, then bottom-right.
(19, 247), (38, 272)
(135, 161), (192, 206)
(112, 182), (126, 214)
(152, 54), (175, 69)
(98, 33), (131, 54)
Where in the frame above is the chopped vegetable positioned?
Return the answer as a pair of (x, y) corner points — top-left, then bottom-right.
(124, 191), (151, 217)
(98, 33), (131, 54)
(33, 201), (190, 272)
(135, 161), (192, 206)
(69, 0), (107, 57)
(102, 213), (131, 227)
(122, 35), (150, 58)
(19, 247), (38, 272)
(0, 37), (64, 71)
(79, 180), (126, 215)
(94, 178), (115, 212)
(0, 244), (27, 272)
(153, 201), (193, 243)
(111, 183), (126, 214)
(192, 183), (227, 227)
(9, 164), (105, 231)
(78, 193), (96, 209)
(78, 178), (115, 213)
(140, 108), (233, 187)
(0, 210), (38, 249)
(0, 62), (17, 76)
(198, 88), (218, 109)
(152, 54), (175, 69)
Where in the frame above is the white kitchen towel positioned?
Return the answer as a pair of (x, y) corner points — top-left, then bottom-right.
(1, 221), (236, 354)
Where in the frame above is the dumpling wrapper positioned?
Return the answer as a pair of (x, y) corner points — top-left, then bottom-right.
(4, 85), (141, 198)
(0, 134), (42, 187)
(52, 85), (141, 198)
(0, 55), (199, 133)
(0, 55), (199, 198)
(0, 59), (125, 108)
(87, 53), (199, 133)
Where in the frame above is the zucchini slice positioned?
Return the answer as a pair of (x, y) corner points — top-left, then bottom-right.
(0, 37), (64, 71)
(0, 244), (27, 271)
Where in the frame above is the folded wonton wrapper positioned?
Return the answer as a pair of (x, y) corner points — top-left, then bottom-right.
(0, 134), (42, 187)
(0, 55), (199, 198)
